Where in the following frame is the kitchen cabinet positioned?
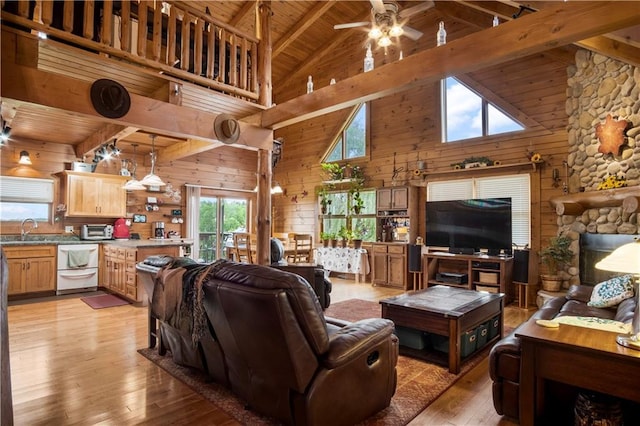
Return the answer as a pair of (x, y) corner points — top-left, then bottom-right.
(101, 244), (180, 302)
(371, 243), (407, 289)
(4, 245), (56, 295)
(377, 187), (409, 211)
(60, 171), (128, 217)
(376, 186), (418, 243)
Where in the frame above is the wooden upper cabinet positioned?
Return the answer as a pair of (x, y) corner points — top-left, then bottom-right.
(377, 187), (409, 210)
(61, 171), (128, 217)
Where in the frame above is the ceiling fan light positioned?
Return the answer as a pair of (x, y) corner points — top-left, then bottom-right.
(378, 35), (392, 47)
(389, 24), (403, 37)
(369, 27), (382, 39)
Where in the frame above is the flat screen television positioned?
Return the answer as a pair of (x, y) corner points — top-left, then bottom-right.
(425, 198), (512, 255)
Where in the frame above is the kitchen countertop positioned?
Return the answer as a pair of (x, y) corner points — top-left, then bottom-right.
(103, 239), (193, 248)
(0, 235), (193, 247)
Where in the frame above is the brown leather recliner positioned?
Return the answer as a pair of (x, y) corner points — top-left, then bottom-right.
(138, 258), (398, 425)
(202, 260), (398, 426)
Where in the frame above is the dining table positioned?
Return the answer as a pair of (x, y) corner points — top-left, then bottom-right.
(314, 247), (370, 283)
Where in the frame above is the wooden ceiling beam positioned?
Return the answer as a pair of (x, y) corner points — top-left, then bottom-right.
(75, 124), (140, 158)
(228, 0), (256, 28)
(273, 8), (371, 92)
(259, 1), (640, 130)
(2, 55), (273, 153)
(155, 138), (223, 163)
(459, 0), (640, 67)
(576, 35), (640, 68)
(272, 0), (337, 59)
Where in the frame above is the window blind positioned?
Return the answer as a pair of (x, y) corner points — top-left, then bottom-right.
(0, 176), (54, 203)
(427, 174), (531, 247)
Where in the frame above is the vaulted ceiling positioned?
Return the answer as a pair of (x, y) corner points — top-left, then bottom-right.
(2, 1), (639, 158)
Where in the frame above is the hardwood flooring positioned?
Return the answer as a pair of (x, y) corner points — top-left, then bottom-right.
(7, 277), (534, 425)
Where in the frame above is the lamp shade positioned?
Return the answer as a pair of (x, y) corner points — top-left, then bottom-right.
(18, 150), (32, 165)
(595, 240), (640, 274)
(140, 173), (165, 187)
(123, 178), (147, 191)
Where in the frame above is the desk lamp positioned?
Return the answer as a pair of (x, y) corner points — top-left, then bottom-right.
(595, 238), (640, 349)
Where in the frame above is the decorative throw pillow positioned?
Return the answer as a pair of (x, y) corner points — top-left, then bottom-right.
(587, 274), (635, 308)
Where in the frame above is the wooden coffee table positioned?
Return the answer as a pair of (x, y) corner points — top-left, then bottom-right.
(380, 285), (504, 373)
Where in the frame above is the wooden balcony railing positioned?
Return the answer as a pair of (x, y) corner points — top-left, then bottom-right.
(1, 0), (260, 101)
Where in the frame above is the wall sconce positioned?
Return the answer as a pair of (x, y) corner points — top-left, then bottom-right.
(18, 150), (32, 165)
(552, 168), (561, 188)
(271, 182), (283, 194)
(1, 124), (11, 143)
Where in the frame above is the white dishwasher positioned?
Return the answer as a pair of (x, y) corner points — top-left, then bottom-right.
(57, 244), (99, 294)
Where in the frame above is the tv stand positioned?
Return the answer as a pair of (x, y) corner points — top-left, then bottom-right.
(424, 252), (514, 303)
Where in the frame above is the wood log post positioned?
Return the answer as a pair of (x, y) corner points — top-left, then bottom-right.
(256, 148), (272, 265)
(258, 0), (273, 107)
(555, 202), (585, 216)
(1, 249), (13, 425)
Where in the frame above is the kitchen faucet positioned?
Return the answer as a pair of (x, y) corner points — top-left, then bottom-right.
(21, 218), (38, 241)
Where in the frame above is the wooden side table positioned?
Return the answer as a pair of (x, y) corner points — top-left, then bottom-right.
(517, 320), (640, 426)
(514, 281), (537, 309)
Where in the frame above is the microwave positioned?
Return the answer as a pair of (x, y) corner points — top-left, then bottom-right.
(81, 224), (114, 240)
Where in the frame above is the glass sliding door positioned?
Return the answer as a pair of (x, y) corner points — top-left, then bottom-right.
(198, 195), (249, 262)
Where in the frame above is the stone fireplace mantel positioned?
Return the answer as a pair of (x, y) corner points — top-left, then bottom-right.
(549, 186), (640, 216)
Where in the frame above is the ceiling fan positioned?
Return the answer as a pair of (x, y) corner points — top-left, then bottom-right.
(334, 0), (434, 47)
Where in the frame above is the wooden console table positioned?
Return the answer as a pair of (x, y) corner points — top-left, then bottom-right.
(424, 252), (514, 303)
(517, 320), (640, 426)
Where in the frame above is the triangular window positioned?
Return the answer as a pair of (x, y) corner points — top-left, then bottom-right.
(442, 77), (524, 142)
(323, 103), (368, 162)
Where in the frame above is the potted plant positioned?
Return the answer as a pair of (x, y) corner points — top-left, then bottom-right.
(317, 186), (332, 214)
(338, 226), (350, 247)
(349, 165), (365, 214)
(351, 228), (363, 249)
(321, 162), (343, 181)
(320, 232), (331, 247)
(351, 190), (365, 214)
(539, 235), (574, 291)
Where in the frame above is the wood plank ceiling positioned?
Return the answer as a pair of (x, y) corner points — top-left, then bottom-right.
(2, 0), (639, 158)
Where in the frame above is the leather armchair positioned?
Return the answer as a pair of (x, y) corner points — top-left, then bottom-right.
(202, 261), (398, 425)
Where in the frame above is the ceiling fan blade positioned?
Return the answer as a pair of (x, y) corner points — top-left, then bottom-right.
(370, 0), (386, 14)
(402, 26), (424, 41)
(334, 22), (371, 30)
(399, 1), (435, 19)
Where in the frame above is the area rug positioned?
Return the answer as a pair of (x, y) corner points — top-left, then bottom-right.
(138, 298), (505, 425)
(80, 293), (130, 309)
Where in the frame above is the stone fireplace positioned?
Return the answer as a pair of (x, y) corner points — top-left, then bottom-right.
(550, 49), (639, 289)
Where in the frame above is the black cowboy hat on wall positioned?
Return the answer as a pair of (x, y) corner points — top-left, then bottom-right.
(90, 79), (131, 119)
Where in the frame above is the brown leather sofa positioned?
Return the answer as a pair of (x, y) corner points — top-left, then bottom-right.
(138, 258), (398, 425)
(489, 284), (637, 422)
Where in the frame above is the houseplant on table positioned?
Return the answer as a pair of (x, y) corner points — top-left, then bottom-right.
(539, 235), (574, 291)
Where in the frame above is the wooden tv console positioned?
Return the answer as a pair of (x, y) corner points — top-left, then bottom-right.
(423, 252), (514, 303)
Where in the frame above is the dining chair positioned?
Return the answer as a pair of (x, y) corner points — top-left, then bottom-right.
(233, 232), (253, 264)
(290, 233), (313, 264)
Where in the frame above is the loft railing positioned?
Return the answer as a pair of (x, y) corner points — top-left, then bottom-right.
(1, 0), (260, 101)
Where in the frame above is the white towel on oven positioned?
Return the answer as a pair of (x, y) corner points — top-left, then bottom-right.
(68, 249), (90, 268)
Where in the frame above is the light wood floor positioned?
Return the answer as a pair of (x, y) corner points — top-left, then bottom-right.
(7, 277), (534, 425)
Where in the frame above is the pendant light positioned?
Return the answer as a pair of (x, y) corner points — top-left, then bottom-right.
(140, 134), (166, 187)
(123, 144), (146, 191)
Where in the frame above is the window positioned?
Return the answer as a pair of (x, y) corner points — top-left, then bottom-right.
(324, 103), (368, 162)
(320, 189), (376, 241)
(427, 174), (530, 247)
(442, 77), (524, 142)
(0, 177), (53, 222)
